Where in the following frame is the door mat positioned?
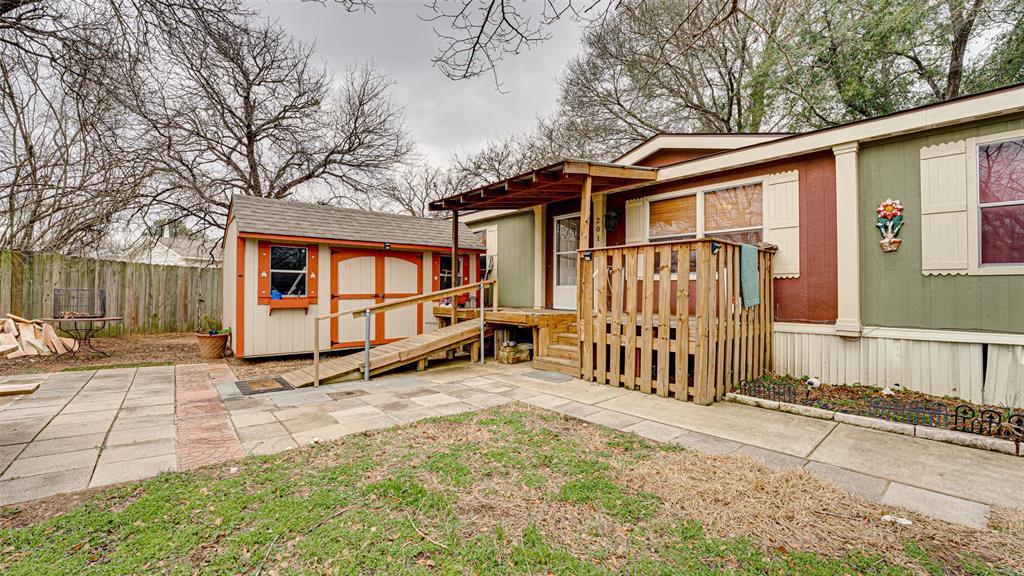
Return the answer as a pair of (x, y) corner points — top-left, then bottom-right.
(522, 370), (572, 383)
(236, 377), (294, 395)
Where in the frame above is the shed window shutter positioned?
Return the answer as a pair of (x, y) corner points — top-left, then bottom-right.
(257, 241), (271, 304)
(763, 170), (800, 278)
(920, 140), (968, 275)
(625, 199), (645, 244)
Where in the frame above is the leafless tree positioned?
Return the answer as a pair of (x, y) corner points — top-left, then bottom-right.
(372, 163), (469, 217)
(131, 15), (412, 233)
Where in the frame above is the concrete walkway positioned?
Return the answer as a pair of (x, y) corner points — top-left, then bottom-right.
(1, 361), (1021, 529)
(215, 361), (1021, 529)
(0, 364), (243, 506)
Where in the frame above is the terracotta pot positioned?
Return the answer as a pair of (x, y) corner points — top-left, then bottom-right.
(195, 332), (229, 359)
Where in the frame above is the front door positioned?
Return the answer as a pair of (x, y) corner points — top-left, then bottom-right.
(552, 213), (580, 310)
(331, 249), (423, 348)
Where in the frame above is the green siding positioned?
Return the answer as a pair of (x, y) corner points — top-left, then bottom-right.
(469, 211), (535, 307)
(858, 114), (1024, 333)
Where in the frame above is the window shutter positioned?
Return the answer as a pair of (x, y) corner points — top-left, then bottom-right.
(257, 241), (270, 304)
(764, 170), (800, 278)
(307, 244), (319, 302)
(625, 199), (645, 244)
(920, 140), (968, 275)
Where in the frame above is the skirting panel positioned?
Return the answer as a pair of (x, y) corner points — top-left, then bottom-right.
(773, 328), (1023, 406)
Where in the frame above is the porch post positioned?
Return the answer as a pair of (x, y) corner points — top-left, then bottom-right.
(451, 209), (459, 325)
(578, 175), (593, 379)
(833, 143), (861, 337)
(533, 205), (545, 308)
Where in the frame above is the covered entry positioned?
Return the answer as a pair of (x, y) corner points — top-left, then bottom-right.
(331, 249), (423, 348)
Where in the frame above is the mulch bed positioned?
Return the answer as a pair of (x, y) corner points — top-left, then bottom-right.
(748, 374), (1023, 431)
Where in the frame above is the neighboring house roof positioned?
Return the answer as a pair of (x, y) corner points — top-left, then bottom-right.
(230, 195), (485, 251)
(159, 236), (221, 262)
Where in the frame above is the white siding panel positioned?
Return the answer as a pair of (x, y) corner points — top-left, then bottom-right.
(920, 140), (968, 274)
(773, 327), (993, 403)
(222, 222), (237, 354)
(985, 345), (1024, 407)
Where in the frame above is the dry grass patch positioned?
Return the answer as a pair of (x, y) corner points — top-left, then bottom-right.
(1, 404), (1021, 575)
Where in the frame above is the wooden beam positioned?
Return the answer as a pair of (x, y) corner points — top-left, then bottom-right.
(579, 175), (593, 251)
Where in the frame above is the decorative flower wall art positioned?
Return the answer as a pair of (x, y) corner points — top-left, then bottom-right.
(875, 198), (904, 252)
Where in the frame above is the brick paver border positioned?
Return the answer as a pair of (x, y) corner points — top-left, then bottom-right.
(175, 364), (244, 470)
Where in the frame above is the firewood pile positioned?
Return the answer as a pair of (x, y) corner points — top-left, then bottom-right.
(0, 314), (79, 358)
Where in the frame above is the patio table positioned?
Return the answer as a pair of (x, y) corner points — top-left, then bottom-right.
(41, 316), (123, 357)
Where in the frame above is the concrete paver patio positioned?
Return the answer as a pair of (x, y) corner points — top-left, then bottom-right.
(1, 359), (1022, 530)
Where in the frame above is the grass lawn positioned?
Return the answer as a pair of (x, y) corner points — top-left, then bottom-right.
(1, 405), (1020, 575)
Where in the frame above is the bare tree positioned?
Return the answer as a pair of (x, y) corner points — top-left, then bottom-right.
(372, 163), (468, 217)
(132, 15), (412, 233)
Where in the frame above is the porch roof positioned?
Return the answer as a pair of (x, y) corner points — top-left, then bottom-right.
(428, 159), (657, 212)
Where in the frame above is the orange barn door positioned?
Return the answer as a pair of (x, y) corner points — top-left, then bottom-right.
(331, 249), (423, 348)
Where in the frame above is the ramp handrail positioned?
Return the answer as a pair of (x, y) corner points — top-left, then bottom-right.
(313, 279), (498, 386)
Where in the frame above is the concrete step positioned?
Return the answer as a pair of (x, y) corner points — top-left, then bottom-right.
(547, 343), (578, 361)
(532, 355), (578, 377)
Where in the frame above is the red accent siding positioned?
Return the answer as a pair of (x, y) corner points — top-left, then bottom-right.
(635, 148), (727, 167)
(621, 152), (838, 323)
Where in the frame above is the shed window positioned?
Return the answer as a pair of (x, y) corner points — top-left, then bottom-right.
(977, 137), (1024, 265)
(270, 245), (307, 297)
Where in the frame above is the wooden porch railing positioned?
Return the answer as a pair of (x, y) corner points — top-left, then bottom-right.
(578, 239), (775, 405)
(312, 279), (498, 386)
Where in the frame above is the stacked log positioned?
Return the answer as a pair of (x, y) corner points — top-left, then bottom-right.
(1, 314), (79, 358)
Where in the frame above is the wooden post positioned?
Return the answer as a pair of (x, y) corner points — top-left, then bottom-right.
(578, 175), (593, 379)
(451, 209), (459, 325)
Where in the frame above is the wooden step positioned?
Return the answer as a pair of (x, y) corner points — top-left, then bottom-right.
(546, 343), (578, 361)
(554, 332), (578, 346)
(532, 355), (578, 377)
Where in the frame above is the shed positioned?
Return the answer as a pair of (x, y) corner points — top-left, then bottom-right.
(222, 196), (484, 358)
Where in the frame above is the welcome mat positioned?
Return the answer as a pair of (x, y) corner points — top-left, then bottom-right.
(522, 370), (572, 384)
(235, 377), (294, 395)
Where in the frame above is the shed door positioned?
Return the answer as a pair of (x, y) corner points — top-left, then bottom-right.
(331, 249), (423, 348)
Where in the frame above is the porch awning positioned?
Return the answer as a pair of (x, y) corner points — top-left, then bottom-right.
(428, 159), (658, 211)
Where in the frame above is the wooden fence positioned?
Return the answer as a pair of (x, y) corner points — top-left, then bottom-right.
(578, 239), (775, 405)
(0, 250), (222, 335)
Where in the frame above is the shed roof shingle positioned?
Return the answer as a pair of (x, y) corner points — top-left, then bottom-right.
(230, 196), (484, 251)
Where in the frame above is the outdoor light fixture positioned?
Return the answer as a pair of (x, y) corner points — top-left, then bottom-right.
(711, 242), (721, 254)
(583, 250), (593, 261)
(604, 210), (620, 232)
(383, 242), (392, 250)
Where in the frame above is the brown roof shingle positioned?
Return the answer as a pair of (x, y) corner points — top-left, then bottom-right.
(230, 196), (484, 251)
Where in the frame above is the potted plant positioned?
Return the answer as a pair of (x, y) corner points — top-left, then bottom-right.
(195, 314), (231, 359)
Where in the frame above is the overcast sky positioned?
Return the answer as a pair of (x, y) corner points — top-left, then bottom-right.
(249, 0), (585, 164)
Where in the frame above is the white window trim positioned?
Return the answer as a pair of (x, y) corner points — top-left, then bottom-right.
(645, 176), (767, 280)
(966, 128), (1024, 276)
(269, 244), (309, 297)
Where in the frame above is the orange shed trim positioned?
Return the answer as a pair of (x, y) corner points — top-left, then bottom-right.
(235, 237), (245, 357)
(238, 231), (483, 253)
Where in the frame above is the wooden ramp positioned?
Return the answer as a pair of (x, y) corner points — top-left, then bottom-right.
(280, 320), (485, 388)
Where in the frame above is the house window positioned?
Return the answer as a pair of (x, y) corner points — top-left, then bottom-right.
(269, 245), (307, 297)
(977, 137), (1024, 266)
(648, 182), (763, 243)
